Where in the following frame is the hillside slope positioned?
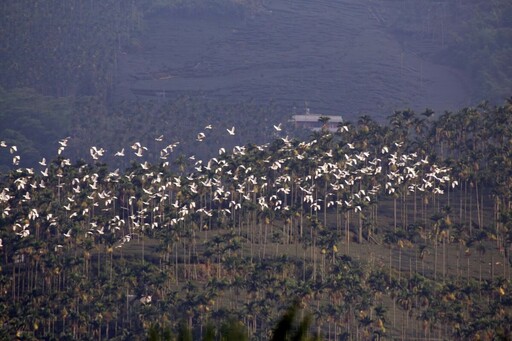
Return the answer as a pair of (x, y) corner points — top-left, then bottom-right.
(115, 0), (473, 120)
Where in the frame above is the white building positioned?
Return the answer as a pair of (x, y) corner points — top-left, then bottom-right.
(291, 113), (343, 132)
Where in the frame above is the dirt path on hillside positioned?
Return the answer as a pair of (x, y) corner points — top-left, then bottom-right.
(115, 0), (474, 121)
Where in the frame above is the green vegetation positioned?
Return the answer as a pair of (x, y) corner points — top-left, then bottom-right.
(0, 0), (258, 98)
(0, 87), (74, 170)
(445, 0), (512, 101)
(1, 0), (509, 173)
(0, 0), (267, 169)
(0, 99), (511, 340)
(0, 1), (511, 339)
(0, 1), (140, 97)
(391, 0), (512, 102)
(147, 303), (318, 341)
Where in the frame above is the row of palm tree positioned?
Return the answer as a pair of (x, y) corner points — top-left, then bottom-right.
(0, 99), (511, 339)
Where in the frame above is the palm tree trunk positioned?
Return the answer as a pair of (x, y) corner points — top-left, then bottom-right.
(303, 247), (307, 282)
(263, 222), (268, 258)
(469, 183), (473, 235)
(358, 212), (363, 244)
(434, 237), (438, 281)
(403, 191), (408, 228)
(398, 246), (402, 282)
(175, 243), (179, 284)
(389, 247), (393, 279)
(476, 181), (482, 229)
(443, 236), (446, 282)
(413, 190), (417, 223)
(394, 197), (397, 231)
(345, 211), (350, 253)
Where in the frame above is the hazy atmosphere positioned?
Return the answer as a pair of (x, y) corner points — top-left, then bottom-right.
(1, 1), (511, 340)
(116, 0), (472, 115)
(1, 0), (510, 166)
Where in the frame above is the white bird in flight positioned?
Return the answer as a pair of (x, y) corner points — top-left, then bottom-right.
(115, 148), (125, 157)
(58, 137), (69, 147)
(90, 146), (105, 160)
(134, 147), (146, 157)
(227, 127), (235, 135)
(12, 155), (21, 165)
(57, 137), (70, 155)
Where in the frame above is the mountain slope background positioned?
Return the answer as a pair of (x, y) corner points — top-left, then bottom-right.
(0, 0), (510, 169)
(115, 0), (474, 118)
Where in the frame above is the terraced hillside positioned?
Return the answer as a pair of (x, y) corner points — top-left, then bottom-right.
(115, 0), (473, 121)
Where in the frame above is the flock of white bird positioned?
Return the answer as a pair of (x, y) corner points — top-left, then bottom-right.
(0, 123), (455, 251)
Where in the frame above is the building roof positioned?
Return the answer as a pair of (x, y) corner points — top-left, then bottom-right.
(291, 114), (343, 123)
